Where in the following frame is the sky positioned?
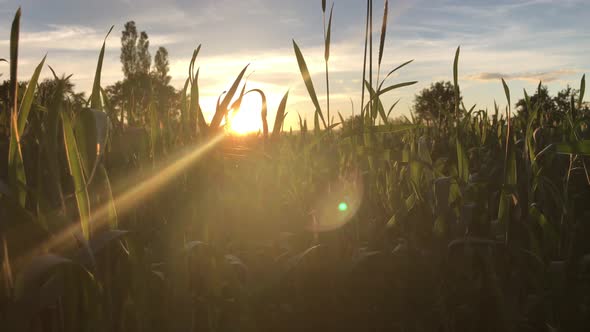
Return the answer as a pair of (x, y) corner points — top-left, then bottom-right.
(0, 0), (588, 129)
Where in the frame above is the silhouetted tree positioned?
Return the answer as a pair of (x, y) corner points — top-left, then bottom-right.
(36, 77), (85, 109)
(515, 84), (556, 120)
(108, 23), (177, 127)
(515, 84), (589, 125)
(120, 21), (138, 79)
(413, 81), (462, 125)
(137, 31), (151, 76)
(153, 47), (171, 85)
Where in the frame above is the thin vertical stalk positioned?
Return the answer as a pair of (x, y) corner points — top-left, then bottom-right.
(322, 3), (330, 127)
(361, 0), (370, 124)
(369, 0), (373, 123)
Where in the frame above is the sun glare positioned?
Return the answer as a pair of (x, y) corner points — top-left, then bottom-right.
(228, 95), (263, 135)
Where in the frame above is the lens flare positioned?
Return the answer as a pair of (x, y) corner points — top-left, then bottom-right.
(338, 202), (348, 212)
(307, 171), (364, 233)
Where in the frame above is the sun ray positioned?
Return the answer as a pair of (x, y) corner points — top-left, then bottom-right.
(16, 133), (226, 265)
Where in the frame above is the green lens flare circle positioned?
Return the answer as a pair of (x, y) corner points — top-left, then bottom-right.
(338, 202), (348, 212)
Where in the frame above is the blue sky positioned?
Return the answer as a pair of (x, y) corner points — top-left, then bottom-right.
(0, 0), (588, 128)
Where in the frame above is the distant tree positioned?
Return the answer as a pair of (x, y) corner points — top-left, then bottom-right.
(153, 47), (171, 85)
(137, 31), (151, 76)
(0, 80), (29, 136)
(36, 77), (85, 109)
(413, 81), (462, 125)
(114, 22), (155, 125)
(120, 22), (151, 79)
(515, 84), (556, 120)
(108, 24), (178, 127)
(553, 85), (589, 113)
(120, 21), (138, 79)
(515, 84), (589, 125)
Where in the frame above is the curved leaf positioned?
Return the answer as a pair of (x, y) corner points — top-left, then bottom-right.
(293, 40), (326, 129)
(90, 26), (113, 109)
(272, 90), (290, 140)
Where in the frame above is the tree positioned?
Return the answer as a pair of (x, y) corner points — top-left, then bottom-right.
(515, 84), (556, 120)
(137, 31), (151, 76)
(120, 21), (138, 79)
(153, 47), (170, 85)
(114, 22), (155, 125)
(413, 81), (462, 124)
(120, 21), (151, 80)
(108, 23), (180, 128)
(515, 84), (589, 125)
(36, 77), (85, 109)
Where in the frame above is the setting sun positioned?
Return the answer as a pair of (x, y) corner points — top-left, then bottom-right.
(228, 94), (263, 135)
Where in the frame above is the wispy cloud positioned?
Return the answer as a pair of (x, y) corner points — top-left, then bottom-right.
(467, 69), (578, 82)
(0, 24), (178, 51)
(0, 0), (588, 127)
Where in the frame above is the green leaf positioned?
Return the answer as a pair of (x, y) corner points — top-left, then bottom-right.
(325, 3), (334, 62)
(386, 98), (400, 118)
(272, 90), (289, 140)
(90, 26), (113, 109)
(97, 165), (117, 229)
(17, 56), (45, 135)
(149, 99), (159, 160)
(453, 46), (460, 117)
(578, 74), (586, 109)
(554, 140), (590, 156)
(456, 138), (469, 183)
(8, 55), (46, 207)
(188, 45), (202, 86)
(501, 78), (511, 110)
(73, 108), (98, 179)
(9, 8), (20, 114)
(364, 80), (388, 123)
(378, 60), (413, 91)
(62, 110), (91, 240)
(378, 0), (389, 66)
(293, 40), (326, 129)
(363, 80), (418, 112)
(191, 68), (208, 134)
(337, 111), (345, 128)
(314, 109), (320, 135)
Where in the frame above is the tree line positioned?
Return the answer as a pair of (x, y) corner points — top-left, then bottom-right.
(1, 21), (588, 137)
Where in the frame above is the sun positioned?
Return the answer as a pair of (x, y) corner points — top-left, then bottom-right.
(228, 95), (263, 135)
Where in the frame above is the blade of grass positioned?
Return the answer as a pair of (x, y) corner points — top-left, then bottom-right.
(62, 109), (91, 240)
(578, 74), (586, 110)
(364, 80), (388, 123)
(378, 0), (388, 67)
(386, 98), (400, 118)
(293, 40), (327, 129)
(453, 46), (460, 120)
(272, 90), (290, 140)
(7, 8), (25, 207)
(8, 55), (46, 207)
(362, 80), (418, 113)
(378, 60), (414, 91)
(9, 8), (20, 118)
(191, 68), (208, 134)
(324, 2), (334, 127)
(245, 89), (268, 138)
(90, 26), (113, 109)
(361, 0), (370, 123)
(210, 65), (249, 130)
